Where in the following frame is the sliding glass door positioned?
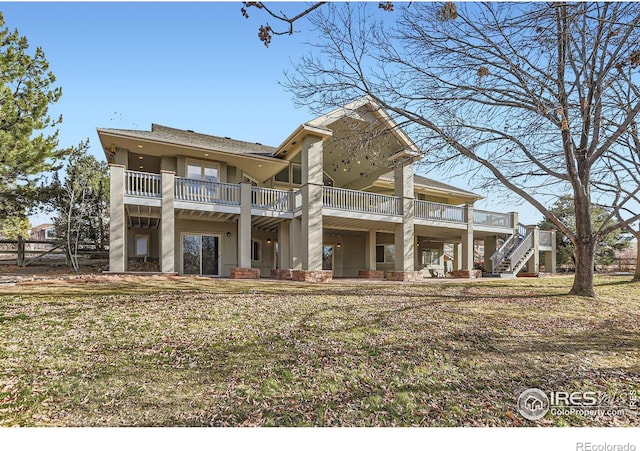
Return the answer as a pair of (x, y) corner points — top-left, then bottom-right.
(182, 234), (220, 276)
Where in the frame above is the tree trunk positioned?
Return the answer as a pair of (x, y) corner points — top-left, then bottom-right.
(570, 240), (596, 296)
(570, 188), (596, 297)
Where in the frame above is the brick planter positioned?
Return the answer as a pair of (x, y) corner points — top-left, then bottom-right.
(270, 269), (293, 280)
(230, 267), (261, 279)
(291, 270), (333, 283)
(450, 270), (482, 279)
(358, 270), (384, 279)
(385, 271), (423, 282)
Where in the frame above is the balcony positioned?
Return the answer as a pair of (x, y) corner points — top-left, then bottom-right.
(175, 177), (240, 205)
(322, 186), (401, 217)
(415, 200), (465, 223)
(122, 170), (516, 231)
(474, 209), (513, 229)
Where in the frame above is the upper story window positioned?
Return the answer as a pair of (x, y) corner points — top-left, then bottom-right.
(187, 160), (218, 182)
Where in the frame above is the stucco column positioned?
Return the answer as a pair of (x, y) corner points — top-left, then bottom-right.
(290, 217), (302, 270)
(511, 211), (519, 237)
(365, 229), (377, 270)
(453, 243), (462, 270)
(461, 204), (474, 270)
(109, 164), (126, 272)
(526, 225), (540, 273)
(549, 230), (557, 273)
(483, 236), (497, 273)
(160, 170), (175, 273)
(238, 181), (252, 268)
(278, 221), (290, 270)
(394, 163), (415, 272)
(301, 135), (323, 271)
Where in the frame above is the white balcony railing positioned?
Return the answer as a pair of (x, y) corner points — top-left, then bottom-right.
(251, 187), (291, 212)
(174, 177), (240, 205)
(323, 186), (402, 216)
(474, 209), (513, 228)
(414, 200), (465, 223)
(125, 171), (161, 198)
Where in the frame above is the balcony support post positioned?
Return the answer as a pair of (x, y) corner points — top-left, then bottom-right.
(160, 170), (175, 273)
(109, 164), (127, 272)
(525, 225), (540, 273)
(238, 181), (252, 269)
(394, 163), (415, 272)
(301, 135), (324, 271)
(365, 229), (377, 271)
(461, 204), (474, 271)
(483, 235), (497, 273)
(278, 221), (290, 270)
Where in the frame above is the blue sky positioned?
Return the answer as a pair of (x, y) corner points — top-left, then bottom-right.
(1, 1), (542, 225)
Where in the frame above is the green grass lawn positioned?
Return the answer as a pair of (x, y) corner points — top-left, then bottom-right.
(0, 275), (638, 426)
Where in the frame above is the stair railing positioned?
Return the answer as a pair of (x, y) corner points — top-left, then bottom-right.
(490, 234), (519, 272)
(506, 231), (534, 273)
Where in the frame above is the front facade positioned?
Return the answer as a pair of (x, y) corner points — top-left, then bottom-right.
(99, 98), (556, 281)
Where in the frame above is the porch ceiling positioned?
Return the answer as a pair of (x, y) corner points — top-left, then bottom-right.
(323, 116), (407, 190)
(99, 131), (287, 183)
(175, 209), (239, 223)
(323, 216), (397, 233)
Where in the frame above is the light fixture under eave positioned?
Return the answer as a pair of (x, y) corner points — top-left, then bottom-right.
(138, 165), (144, 169)
(204, 153), (209, 157)
(138, 155), (144, 160)
(226, 232), (231, 238)
(258, 164), (263, 168)
(266, 238), (272, 244)
(336, 243), (341, 248)
(137, 145), (143, 148)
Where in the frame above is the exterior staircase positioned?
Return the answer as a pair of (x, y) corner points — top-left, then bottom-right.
(490, 224), (536, 278)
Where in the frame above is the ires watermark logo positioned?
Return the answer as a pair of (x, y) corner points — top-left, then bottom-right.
(517, 388), (637, 421)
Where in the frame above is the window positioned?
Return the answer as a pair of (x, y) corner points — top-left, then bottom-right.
(323, 172), (334, 187)
(375, 244), (395, 263)
(275, 167), (289, 183)
(187, 160), (218, 182)
(251, 239), (261, 261)
(322, 245), (333, 270)
(421, 249), (441, 266)
(135, 235), (149, 256)
(292, 164), (302, 185)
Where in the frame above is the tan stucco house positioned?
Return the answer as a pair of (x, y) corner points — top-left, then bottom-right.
(98, 98), (555, 281)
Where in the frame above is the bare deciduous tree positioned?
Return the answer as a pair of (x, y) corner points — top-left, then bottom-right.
(281, 2), (640, 296)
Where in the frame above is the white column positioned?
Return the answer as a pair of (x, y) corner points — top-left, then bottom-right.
(290, 217), (302, 270)
(365, 229), (377, 270)
(526, 225), (540, 273)
(549, 230), (557, 273)
(278, 221), (290, 270)
(483, 236), (497, 273)
(160, 170), (175, 273)
(394, 163), (414, 272)
(301, 135), (323, 271)
(238, 181), (252, 268)
(109, 164), (126, 272)
(461, 204), (474, 270)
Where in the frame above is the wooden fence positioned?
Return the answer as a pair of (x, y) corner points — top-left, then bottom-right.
(0, 237), (108, 267)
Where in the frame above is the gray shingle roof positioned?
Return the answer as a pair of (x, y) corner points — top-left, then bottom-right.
(98, 124), (277, 156)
